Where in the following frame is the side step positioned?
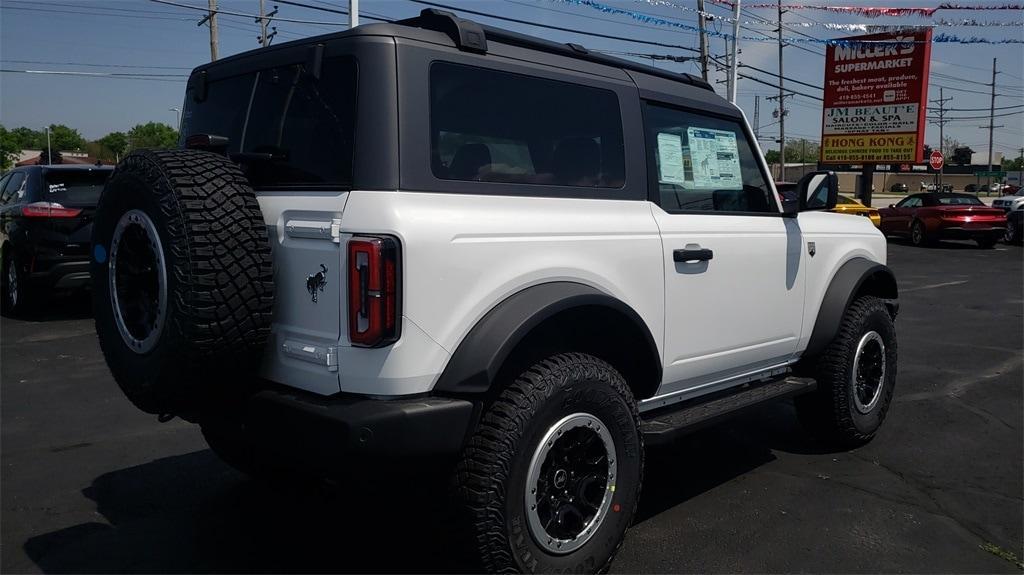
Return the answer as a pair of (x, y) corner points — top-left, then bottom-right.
(641, 376), (816, 445)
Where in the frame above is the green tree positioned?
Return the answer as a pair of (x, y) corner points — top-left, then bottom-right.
(9, 126), (44, 150)
(127, 122), (178, 150)
(46, 124), (86, 151)
(764, 149), (780, 165)
(96, 131), (129, 160)
(0, 126), (23, 171)
(952, 146), (974, 165)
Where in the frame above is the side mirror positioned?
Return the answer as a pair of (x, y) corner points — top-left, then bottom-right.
(798, 170), (839, 212)
(888, 204), (896, 209)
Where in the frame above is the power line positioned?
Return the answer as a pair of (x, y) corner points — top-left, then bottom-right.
(0, 69), (187, 82)
(0, 60), (192, 70)
(149, 0), (350, 26)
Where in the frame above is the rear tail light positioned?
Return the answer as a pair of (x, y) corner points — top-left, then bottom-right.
(21, 202), (82, 218)
(348, 235), (400, 347)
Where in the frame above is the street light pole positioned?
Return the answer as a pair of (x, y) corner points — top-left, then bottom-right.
(169, 107), (181, 129)
(45, 126), (52, 166)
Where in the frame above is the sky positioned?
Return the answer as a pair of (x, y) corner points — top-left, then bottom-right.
(1, 0), (1022, 160)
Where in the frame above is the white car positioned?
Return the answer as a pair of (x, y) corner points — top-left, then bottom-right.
(992, 187), (1024, 211)
(88, 10), (900, 573)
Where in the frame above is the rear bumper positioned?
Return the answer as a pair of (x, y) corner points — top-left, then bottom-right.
(936, 226), (1005, 240)
(240, 387), (475, 473)
(29, 259), (91, 289)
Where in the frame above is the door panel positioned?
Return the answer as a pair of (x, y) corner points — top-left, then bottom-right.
(654, 210), (805, 396)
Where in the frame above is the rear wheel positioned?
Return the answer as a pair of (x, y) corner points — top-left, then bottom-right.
(910, 220), (929, 247)
(454, 353), (643, 573)
(795, 296), (897, 446)
(1, 252), (30, 317)
(1006, 217), (1022, 244)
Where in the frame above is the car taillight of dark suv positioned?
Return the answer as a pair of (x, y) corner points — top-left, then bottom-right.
(0, 164), (113, 315)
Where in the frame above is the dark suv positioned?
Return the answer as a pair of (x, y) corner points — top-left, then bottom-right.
(0, 164), (112, 314)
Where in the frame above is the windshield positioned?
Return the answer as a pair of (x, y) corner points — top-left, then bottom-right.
(937, 194), (984, 206)
(42, 170), (111, 206)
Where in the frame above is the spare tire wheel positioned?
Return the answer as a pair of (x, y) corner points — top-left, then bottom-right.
(91, 149), (274, 415)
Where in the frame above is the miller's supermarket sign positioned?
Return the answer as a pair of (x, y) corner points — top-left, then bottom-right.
(820, 29), (932, 164)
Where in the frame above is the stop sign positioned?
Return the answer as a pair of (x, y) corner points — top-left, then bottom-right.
(929, 150), (944, 171)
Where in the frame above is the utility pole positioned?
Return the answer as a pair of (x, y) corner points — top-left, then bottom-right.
(753, 95), (760, 141)
(981, 57), (1002, 192)
(929, 86), (952, 187)
(256, 1), (278, 47)
(349, 0), (359, 28)
(45, 126), (52, 166)
(697, 0), (709, 81)
(728, 0), (742, 103)
(776, 0), (786, 182)
(198, 0), (219, 61)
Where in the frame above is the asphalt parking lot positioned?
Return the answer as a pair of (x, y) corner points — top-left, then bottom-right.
(2, 239), (1021, 573)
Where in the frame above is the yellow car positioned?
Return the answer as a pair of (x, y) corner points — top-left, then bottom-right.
(832, 194), (881, 227)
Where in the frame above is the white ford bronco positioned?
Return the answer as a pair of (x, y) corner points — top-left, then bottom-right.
(90, 10), (898, 573)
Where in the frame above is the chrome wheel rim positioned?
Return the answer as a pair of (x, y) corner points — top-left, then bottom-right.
(525, 413), (617, 555)
(1006, 220), (1016, 242)
(7, 259), (17, 308)
(109, 209), (167, 354)
(852, 331), (886, 414)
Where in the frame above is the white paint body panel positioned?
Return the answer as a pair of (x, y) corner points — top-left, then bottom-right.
(254, 188), (887, 400)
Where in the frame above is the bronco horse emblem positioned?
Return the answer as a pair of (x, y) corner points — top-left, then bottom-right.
(306, 264), (328, 303)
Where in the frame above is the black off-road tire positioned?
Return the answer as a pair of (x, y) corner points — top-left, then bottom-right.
(453, 352), (643, 574)
(91, 149), (274, 416)
(795, 296), (897, 446)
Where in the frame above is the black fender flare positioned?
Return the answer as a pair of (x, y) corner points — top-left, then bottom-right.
(804, 257), (898, 358)
(432, 281), (662, 398)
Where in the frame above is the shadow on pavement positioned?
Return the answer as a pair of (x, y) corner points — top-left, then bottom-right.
(6, 290), (93, 322)
(23, 402), (832, 573)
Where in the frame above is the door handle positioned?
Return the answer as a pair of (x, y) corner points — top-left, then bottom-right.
(673, 248), (714, 262)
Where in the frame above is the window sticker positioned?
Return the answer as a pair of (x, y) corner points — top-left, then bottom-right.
(656, 132), (687, 184)
(48, 183), (67, 194)
(686, 128), (743, 190)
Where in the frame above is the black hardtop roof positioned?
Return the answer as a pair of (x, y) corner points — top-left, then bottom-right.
(191, 9), (717, 95)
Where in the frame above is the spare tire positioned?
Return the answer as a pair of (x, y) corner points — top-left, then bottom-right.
(91, 149), (274, 416)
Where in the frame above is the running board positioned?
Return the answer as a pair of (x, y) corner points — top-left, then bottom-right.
(641, 375), (816, 445)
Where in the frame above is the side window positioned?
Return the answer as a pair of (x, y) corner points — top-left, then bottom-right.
(429, 62), (625, 188)
(242, 56), (357, 188)
(3, 173), (27, 204)
(0, 175), (11, 204)
(897, 196), (921, 208)
(644, 103), (774, 213)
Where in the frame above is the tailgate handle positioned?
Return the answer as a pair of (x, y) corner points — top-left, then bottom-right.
(285, 218), (342, 243)
(282, 340), (339, 372)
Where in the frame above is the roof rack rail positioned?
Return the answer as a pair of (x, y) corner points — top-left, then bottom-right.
(398, 8), (487, 54)
(397, 8), (713, 92)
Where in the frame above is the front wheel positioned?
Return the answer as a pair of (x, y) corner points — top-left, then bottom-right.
(795, 296), (897, 446)
(454, 353), (643, 573)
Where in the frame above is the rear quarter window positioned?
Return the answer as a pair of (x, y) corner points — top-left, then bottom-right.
(180, 56), (357, 190)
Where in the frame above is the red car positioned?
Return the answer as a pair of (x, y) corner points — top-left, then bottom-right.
(879, 192), (1007, 248)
